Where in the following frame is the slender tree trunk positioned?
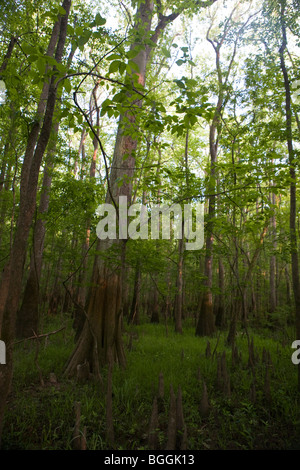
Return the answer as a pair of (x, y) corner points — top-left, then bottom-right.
(74, 84), (100, 339)
(0, 120), (14, 249)
(195, 31), (225, 337)
(0, 36), (17, 74)
(215, 258), (225, 328)
(174, 233), (184, 334)
(285, 266), (292, 305)
(16, 124), (58, 338)
(0, 1), (71, 445)
(15, 38), (76, 339)
(195, 118), (219, 337)
(150, 283), (160, 324)
(128, 264), (141, 325)
(269, 191), (277, 314)
(279, 2), (300, 391)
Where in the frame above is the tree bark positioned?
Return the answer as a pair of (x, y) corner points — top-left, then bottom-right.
(215, 258), (225, 328)
(269, 191), (277, 314)
(0, 0), (71, 446)
(279, 2), (300, 391)
(195, 25), (224, 337)
(64, 0), (155, 376)
(195, 93), (220, 337)
(174, 234), (184, 334)
(128, 264), (141, 325)
(196, 7), (252, 337)
(0, 36), (17, 74)
(16, 124), (57, 338)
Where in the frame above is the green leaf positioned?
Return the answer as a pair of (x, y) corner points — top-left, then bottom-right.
(112, 92), (125, 103)
(23, 44), (38, 57)
(109, 60), (121, 74)
(126, 60), (139, 74)
(44, 55), (58, 66)
(78, 31), (91, 47)
(129, 60), (139, 71)
(107, 54), (121, 61)
(126, 48), (140, 59)
(58, 6), (66, 15)
(75, 26), (84, 36)
(56, 63), (66, 74)
(29, 55), (39, 64)
(95, 13), (106, 26)
(64, 79), (72, 93)
(119, 62), (126, 75)
(161, 47), (171, 59)
(37, 57), (45, 74)
(174, 79), (185, 89)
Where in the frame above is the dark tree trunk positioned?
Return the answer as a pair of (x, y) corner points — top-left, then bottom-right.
(0, 1), (71, 445)
(195, 36), (224, 337)
(279, 3), (300, 391)
(195, 122), (218, 337)
(174, 235), (184, 334)
(0, 35), (17, 74)
(151, 285), (160, 324)
(215, 258), (225, 328)
(269, 191), (277, 314)
(128, 264), (141, 325)
(74, 84), (100, 339)
(16, 124), (57, 338)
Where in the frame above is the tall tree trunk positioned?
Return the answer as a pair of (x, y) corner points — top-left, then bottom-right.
(196, 3), (253, 338)
(15, 38), (76, 339)
(269, 191), (277, 314)
(150, 282), (160, 324)
(128, 264), (141, 325)
(0, 118), (14, 249)
(195, 105), (219, 337)
(74, 83), (100, 339)
(16, 124), (57, 338)
(215, 258), (225, 328)
(279, 1), (300, 391)
(64, 0), (155, 376)
(174, 232), (184, 334)
(195, 24), (226, 337)
(0, 1), (71, 445)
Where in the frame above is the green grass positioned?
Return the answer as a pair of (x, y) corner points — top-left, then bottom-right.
(2, 314), (300, 450)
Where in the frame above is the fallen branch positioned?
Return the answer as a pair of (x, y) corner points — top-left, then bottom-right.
(14, 326), (66, 344)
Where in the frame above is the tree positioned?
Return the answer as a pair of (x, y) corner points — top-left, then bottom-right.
(65, 0), (219, 376)
(278, 0), (300, 391)
(196, 1), (256, 336)
(0, 0), (72, 444)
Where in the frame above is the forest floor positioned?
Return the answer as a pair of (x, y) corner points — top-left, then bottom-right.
(2, 312), (300, 450)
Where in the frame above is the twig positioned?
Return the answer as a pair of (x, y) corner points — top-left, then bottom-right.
(14, 326), (66, 344)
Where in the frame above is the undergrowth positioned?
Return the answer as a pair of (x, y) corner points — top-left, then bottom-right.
(2, 313), (300, 450)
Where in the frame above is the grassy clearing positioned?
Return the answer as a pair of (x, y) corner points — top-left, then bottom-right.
(2, 314), (300, 450)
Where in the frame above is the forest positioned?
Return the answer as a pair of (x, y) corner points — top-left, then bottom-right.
(0, 0), (300, 453)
